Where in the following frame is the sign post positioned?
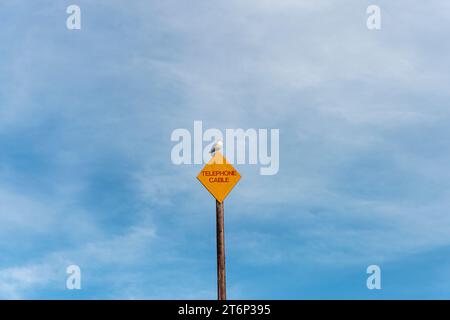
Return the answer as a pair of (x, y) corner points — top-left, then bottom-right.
(197, 151), (241, 300)
(216, 200), (226, 300)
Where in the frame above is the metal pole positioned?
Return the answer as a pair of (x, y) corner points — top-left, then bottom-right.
(216, 200), (226, 300)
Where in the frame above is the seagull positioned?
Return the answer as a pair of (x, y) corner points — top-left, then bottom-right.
(210, 140), (223, 154)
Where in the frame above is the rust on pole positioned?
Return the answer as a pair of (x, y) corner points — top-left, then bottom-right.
(216, 200), (226, 300)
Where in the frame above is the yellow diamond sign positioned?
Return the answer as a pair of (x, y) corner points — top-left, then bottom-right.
(197, 152), (241, 203)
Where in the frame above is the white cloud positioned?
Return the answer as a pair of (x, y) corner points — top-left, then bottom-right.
(0, 263), (58, 299)
(1, 0), (450, 298)
(0, 225), (156, 299)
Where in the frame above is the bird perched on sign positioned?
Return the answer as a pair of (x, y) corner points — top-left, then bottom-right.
(210, 140), (223, 154)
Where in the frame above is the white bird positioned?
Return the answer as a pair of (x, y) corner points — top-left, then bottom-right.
(210, 140), (223, 154)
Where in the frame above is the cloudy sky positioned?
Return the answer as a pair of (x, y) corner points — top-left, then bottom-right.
(1, 0), (450, 299)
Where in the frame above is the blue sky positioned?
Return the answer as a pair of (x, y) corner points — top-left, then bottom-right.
(1, 0), (450, 299)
